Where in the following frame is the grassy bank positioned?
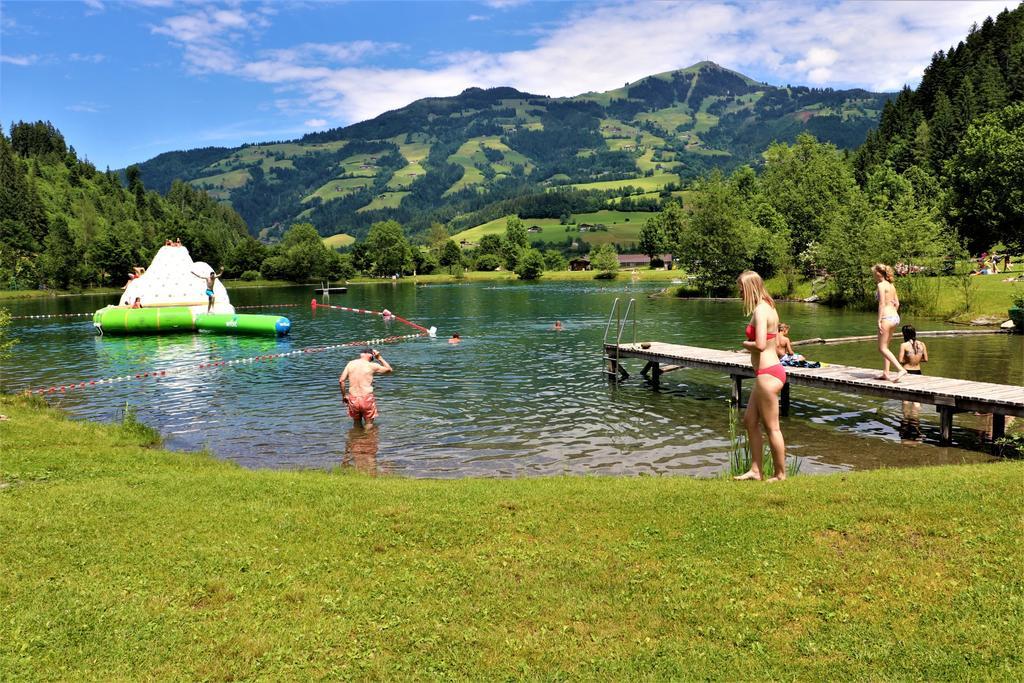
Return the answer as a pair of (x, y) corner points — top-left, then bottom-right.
(0, 286), (122, 300)
(358, 268), (683, 285)
(1, 395), (1021, 679)
(672, 273), (1022, 323)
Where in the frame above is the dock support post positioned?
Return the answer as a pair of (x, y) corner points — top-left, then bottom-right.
(992, 413), (1005, 441)
(939, 406), (954, 444)
(780, 382), (791, 417)
(731, 375), (743, 406)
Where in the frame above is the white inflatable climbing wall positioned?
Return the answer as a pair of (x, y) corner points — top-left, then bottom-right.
(119, 246), (234, 314)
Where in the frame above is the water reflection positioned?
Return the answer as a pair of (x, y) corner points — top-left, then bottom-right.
(342, 424), (386, 475)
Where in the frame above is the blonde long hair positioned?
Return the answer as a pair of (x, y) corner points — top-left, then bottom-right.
(737, 270), (774, 315)
(872, 263), (895, 282)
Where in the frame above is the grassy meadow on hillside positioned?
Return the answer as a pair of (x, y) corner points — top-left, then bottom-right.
(1, 395), (1021, 679)
(451, 210), (656, 249)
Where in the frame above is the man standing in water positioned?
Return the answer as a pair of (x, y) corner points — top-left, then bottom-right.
(192, 268), (224, 313)
(339, 348), (393, 427)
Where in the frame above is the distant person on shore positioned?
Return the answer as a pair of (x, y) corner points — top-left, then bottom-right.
(339, 348), (392, 428)
(873, 263), (906, 383)
(131, 297), (143, 309)
(735, 270), (787, 482)
(1005, 253), (1013, 272)
(448, 332), (461, 344)
(192, 268), (224, 313)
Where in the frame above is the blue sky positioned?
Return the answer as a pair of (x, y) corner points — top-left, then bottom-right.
(1, 0), (1013, 169)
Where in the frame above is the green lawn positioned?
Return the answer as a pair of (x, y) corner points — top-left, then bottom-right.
(1, 395), (1021, 679)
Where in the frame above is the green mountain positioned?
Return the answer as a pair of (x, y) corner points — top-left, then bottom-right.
(133, 62), (893, 240)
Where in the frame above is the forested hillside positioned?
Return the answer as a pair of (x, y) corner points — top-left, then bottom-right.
(0, 122), (252, 290)
(131, 62), (892, 241)
(854, 5), (1024, 253)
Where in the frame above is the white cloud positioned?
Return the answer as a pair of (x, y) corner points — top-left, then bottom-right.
(82, 0), (105, 12)
(482, 0), (528, 8)
(67, 101), (106, 113)
(304, 118), (327, 128)
(468, 15), (490, 22)
(0, 54), (39, 66)
(152, 0), (1012, 127)
(70, 52), (107, 63)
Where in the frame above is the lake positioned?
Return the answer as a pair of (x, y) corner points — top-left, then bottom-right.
(2, 281), (1021, 477)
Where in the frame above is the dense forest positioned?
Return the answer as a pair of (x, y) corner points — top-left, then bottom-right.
(854, 5), (1024, 253)
(130, 62), (893, 241)
(0, 121), (257, 289)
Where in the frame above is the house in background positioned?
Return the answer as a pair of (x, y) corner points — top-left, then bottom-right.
(569, 258), (592, 271)
(617, 253), (674, 269)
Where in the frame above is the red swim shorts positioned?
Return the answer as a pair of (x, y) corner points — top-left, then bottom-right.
(346, 393), (379, 421)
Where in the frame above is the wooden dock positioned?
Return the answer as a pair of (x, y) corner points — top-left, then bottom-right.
(604, 341), (1024, 442)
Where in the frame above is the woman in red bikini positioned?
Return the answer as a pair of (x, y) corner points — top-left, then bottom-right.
(735, 270), (787, 482)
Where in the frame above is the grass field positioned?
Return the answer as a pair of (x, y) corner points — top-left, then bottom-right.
(1, 395), (1021, 679)
(302, 176), (374, 204)
(321, 233), (356, 248)
(451, 210), (656, 248)
(357, 191), (409, 212)
(385, 136), (431, 190)
(568, 172), (680, 193)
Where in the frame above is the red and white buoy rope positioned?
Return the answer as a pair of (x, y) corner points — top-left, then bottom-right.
(9, 312), (94, 320)
(25, 331), (425, 395)
(310, 299), (430, 333)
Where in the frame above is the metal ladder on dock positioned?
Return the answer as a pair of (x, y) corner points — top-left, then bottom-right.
(603, 297), (636, 381)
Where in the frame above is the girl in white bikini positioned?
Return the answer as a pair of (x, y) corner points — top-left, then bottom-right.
(872, 263), (906, 383)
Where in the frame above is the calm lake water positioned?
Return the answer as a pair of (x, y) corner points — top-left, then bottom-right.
(3, 282), (1021, 477)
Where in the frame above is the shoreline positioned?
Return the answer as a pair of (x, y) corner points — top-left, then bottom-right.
(1, 393), (1020, 678)
(2, 270), (1017, 326)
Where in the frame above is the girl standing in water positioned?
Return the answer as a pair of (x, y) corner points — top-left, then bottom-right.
(872, 263), (907, 383)
(735, 270), (787, 482)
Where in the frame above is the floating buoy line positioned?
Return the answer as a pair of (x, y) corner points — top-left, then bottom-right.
(25, 303), (435, 395)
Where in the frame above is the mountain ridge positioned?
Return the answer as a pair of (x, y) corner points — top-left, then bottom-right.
(131, 62), (894, 240)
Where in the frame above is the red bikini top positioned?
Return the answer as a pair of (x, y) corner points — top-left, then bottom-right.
(745, 324), (777, 341)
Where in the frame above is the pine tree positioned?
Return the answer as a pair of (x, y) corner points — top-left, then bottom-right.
(973, 50), (1007, 112)
(928, 91), (957, 171)
(41, 215), (78, 288)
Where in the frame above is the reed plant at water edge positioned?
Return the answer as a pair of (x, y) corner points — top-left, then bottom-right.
(723, 403), (802, 478)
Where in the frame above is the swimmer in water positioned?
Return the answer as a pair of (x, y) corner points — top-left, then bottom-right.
(554, 320), (563, 331)
(448, 333), (461, 344)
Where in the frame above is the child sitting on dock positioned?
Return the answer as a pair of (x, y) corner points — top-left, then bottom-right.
(777, 324), (803, 364)
(777, 323), (821, 368)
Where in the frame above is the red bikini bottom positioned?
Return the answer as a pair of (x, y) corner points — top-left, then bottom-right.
(756, 364), (787, 384)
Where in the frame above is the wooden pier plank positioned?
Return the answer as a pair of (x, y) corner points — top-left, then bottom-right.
(607, 341), (1024, 419)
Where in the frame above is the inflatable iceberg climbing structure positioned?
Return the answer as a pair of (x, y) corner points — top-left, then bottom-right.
(93, 245), (291, 336)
